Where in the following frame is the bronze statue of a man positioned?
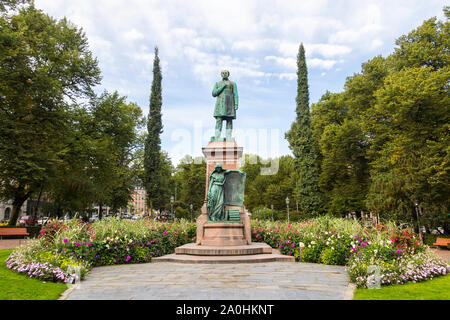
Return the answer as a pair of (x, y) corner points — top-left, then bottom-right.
(211, 70), (239, 141)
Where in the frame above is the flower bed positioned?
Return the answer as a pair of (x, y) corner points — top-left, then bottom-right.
(5, 218), (196, 283)
(6, 216), (449, 289)
(251, 217), (450, 288)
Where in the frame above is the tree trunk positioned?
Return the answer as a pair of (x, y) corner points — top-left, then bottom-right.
(99, 204), (103, 220)
(34, 186), (44, 218)
(8, 191), (30, 226)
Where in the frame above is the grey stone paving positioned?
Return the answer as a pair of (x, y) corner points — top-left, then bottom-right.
(62, 262), (354, 300)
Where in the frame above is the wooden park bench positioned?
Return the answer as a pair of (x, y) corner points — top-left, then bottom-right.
(433, 237), (450, 249)
(0, 228), (29, 240)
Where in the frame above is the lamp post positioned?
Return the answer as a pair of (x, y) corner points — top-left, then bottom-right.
(170, 196), (174, 220)
(286, 197), (290, 224)
(414, 200), (422, 242)
(190, 204), (193, 221)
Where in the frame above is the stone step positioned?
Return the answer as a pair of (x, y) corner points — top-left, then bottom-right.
(152, 249), (295, 264)
(175, 242), (273, 256)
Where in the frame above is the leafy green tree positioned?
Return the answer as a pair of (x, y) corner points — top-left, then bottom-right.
(362, 10), (449, 225)
(144, 47), (164, 211)
(311, 90), (370, 215)
(0, 6), (101, 225)
(158, 151), (175, 211)
(0, 0), (31, 12)
(172, 155), (206, 214)
(88, 91), (144, 219)
(241, 155), (296, 216)
(285, 43), (322, 216)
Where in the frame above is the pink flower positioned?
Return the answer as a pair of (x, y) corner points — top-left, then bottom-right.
(63, 239), (68, 243)
(126, 256), (131, 262)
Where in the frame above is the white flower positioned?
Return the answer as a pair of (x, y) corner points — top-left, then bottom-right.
(311, 241), (316, 245)
(299, 242), (305, 248)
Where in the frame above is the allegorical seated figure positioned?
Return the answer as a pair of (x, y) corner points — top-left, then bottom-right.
(206, 164), (229, 221)
(211, 70), (239, 141)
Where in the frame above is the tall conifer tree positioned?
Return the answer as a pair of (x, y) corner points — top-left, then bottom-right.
(286, 43), (322, 216)
(144, 47), (163, 211)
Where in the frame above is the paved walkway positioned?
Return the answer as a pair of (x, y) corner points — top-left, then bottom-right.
(0, 239), (31, 250)
(61, 262), (354, 300)
(432, 248), (450, 263)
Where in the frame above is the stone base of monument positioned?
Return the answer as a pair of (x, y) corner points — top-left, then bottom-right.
(151, 139), (294, 264)
(152, 242), (295, 264)
(201, 222), (248, 246)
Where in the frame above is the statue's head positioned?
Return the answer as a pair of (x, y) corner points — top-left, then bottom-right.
(221, 70), (230, 80)
(213, 163), (224, 173)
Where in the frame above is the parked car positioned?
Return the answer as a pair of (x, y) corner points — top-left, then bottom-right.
(17, 215), (38, 226)
(89, 214), (99, 223)
(38, 216), (49, 225)
(131, 214), (142, 220)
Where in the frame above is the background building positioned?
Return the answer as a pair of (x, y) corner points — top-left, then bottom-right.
(131, 187), (147, 215)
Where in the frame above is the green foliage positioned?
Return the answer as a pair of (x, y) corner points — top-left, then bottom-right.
(285, 43), (322, 216)
(310, 8), (450, 227)
(0, 6), (101, 224)
(144, 47), (164, 211)
(0, 0), (31, 12)
(241, 155), (296, 213)
(172, 156), (206, 213)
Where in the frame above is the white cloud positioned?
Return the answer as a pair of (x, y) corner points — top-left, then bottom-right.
(265, 56), (296, 70)
(32, 0), (447, 164)
(266, 55), (343, 70)
(279, 73), (296, 81)
(277, 42), (352, 58)
(123, 29), (145, 41)
(308, 58), (342, 70)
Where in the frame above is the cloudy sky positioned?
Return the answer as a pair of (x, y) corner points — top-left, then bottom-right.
(34, 0), (446, 165)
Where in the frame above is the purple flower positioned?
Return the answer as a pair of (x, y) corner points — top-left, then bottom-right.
(63, 238), (68, 243)
(126, 256), (131, 262)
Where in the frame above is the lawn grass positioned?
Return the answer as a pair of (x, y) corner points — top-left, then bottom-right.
(354, 274), (450, 300)
(0, 249), (67, 300)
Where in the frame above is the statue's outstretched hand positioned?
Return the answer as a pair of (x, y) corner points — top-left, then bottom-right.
(235, 105), (238, 110)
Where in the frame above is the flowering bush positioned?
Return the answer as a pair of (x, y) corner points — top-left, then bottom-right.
(6, 218), (196, 283)
(5, 240), (89, 283)
(251, 217), (448, 288)
(349, 250), (450, 288)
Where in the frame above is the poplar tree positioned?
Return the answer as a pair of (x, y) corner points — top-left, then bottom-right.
(144, 47), (163, 211)
(285, 43), (322, 216)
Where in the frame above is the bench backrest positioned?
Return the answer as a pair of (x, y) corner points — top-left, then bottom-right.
(0, 228), (29, 235)
(434, 238), (450, 245)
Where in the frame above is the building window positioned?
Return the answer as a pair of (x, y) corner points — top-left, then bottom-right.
(4, 207), (11, 221)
